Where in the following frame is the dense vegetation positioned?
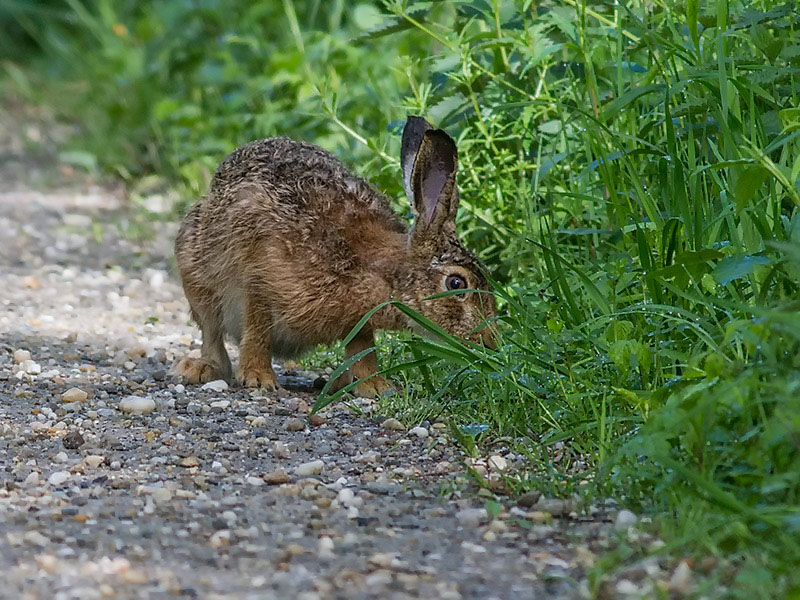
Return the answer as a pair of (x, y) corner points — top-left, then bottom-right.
(3, 0), (799, 596)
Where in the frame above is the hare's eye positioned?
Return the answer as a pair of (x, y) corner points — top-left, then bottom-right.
(445, 274), (466, 291)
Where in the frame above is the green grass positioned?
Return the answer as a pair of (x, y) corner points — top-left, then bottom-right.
(3, 0), (800, 596)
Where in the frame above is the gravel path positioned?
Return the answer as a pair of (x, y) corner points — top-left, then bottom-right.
(0, 141), (655, 599)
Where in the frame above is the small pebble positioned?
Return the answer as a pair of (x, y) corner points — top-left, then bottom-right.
(517, 491), (541, 508)
(264, 469), (289, 485)
(61, 387), (88, 403)
(409, 426), (429, 439)
(455, 507), (488, 527)
(273, 441), (290, 459)
(47, 471), (70, 486)
(62, 431), (85, 449)
(381, 418), (404, 431)
(668, 560), (693, 596)
(24, 472), (40, 486)
(201, 380), (229, 392)
(24, 531), (49, 547)
(13, 349), (32, 364)
(614, 509), (638, 531)
(318, 536), (334, 559)
(84, 455), (105, 468)
(284, 418), (306, 432)
(308, 414), (326, 427)
(295, 460), (324, 476)
(533, 497), (567, 516)
(487, 455), (508, 471)
(20, 360), (41, 374)
(119, 396), (156, 415)
(615, 580), (641, 595)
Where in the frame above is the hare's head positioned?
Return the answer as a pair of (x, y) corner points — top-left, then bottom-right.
(396, 117), (497, 347)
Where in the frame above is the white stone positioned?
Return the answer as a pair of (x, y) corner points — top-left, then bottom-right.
(152, 487), (172, 503)
(61, 387), (88, 403)
(54, 452), (68, 462)
(13, 349), (31, 364)
(123, 361), (136, 371)
(614, 509), (638, 532)
(119, 396), (156, 415)
(210, 400), (230, 409)
(250, 416), (267, 427)
(24, 531), (49, 546)
(209, 529), (231, 547)
(202, 379), (229, 392)
(47, 471), (70, 486)
(272, 441), (290, 459)
(84, 455), (105, 468)
(409, 426), (429, 439)
(487, 455), (508, 471)
(222, 510), (237, 523)
(246, 476), (264, 486)
(615, 580), (640, 595)
(318, 536), (334, 559)
(381, 418), (404, 431)
(668, 560), (693, 596)
(295, 460), (324, 476)
(337, 488), (362, 508)
(21, 360), (41, 374)
(455, 507), (488, 527)
(24, 472), (40, 486)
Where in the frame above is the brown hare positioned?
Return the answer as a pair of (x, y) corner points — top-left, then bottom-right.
(173, 116), (495, 397)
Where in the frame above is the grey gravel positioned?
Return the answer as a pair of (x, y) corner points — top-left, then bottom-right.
(0, 126), (646, 599)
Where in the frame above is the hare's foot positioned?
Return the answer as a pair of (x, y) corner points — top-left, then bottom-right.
(331, 372), (394, 399)
(353, 375), (394, 399)
(236, 358), (279, 391)
(172, 357), (225, 384)
(335, 330), (394, 398)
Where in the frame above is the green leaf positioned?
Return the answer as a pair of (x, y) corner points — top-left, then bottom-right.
(602, 85), (664, 122)
(735, 165), (772, 212)
(687, 0), (700, 52)
(712, 254), (773, 285)
(58, 150), (98, 172)
(352, 3), (383, 30)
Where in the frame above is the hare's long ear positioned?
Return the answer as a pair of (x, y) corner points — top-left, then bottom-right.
(409, 129), (459, 237)
(401, 116), (433, 204)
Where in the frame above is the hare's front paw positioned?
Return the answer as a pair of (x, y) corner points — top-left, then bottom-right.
(236, 363), (279, 391)
(172, 357), (225, 384)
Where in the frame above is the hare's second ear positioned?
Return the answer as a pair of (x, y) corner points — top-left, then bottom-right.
(401, 116), (433, 204)
(409, 129), (459, 234)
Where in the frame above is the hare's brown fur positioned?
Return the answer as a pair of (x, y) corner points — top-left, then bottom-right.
(174, 120), (495, 396)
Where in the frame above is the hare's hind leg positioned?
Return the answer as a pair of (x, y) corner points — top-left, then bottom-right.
(331, 330), (393, 398)
(173, 286), (233, 384)
(236, 290), (279, 391)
